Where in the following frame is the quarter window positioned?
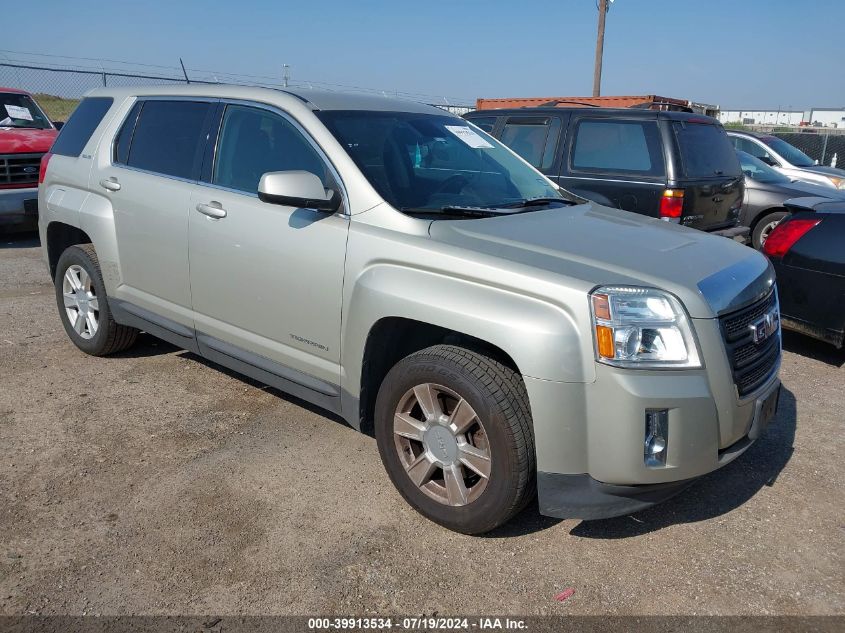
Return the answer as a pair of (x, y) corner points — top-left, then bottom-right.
(500, 117), (561, 170)
(125, 100), (212, 180)
(50, 97), (114, 158)
(571, 119), (664, 176)
(213, 104), (329, 194)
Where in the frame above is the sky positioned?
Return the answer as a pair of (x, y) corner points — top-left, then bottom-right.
(2, 0), (843, 110)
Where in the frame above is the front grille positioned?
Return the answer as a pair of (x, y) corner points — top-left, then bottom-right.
(719, 290), (780, 398)
(0, 153), (44, 187)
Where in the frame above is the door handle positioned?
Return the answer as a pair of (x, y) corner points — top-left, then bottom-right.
(196, 201), (227, 219)
(99, 177), (121, 192)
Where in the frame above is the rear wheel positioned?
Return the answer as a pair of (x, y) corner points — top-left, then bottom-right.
(752, 210), (788, 249)
(374, 345), (535, 534)
(55, 244), (138, 356)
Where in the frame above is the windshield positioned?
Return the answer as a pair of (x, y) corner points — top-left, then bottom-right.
(761, 136), (814, 167)
(672, 121), (741, 178)
(316, 110), (564, 214)
(736, 150), (791, 184)
(0, 93), (53, 129)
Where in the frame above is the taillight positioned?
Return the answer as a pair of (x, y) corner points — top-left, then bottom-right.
(38, 152), (53, 185)
(763, 218), (821, 258)
(659, 189), (684, 220)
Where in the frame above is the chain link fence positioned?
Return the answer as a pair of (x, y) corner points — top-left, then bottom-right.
(771, 132), (844, 168)
(0, 61), (473, 120)
(727, 124), (845, 168)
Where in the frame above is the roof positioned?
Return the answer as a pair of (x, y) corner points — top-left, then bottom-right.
(84, 84), (446, 115)
(476, 94), (691, 111)
(465, 106), (718, 124)
(726, 129), (769, 138)
(0, 86), (31, 95)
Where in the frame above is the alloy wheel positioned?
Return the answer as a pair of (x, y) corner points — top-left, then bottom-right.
(392, 382), (491, 506)
(62, 264), (99, 340)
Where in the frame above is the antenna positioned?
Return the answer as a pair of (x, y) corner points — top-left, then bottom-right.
(179, 57), (190, 84)
(283, 64), (290, 88)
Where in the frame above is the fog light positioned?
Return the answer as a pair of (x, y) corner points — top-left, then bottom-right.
(645, 409), (669, 467)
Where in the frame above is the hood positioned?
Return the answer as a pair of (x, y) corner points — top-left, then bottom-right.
(748, 177), (845, 200)
(428, 202), (774, 319)
(0, 128), (57, 154)
(798, 164), (845, 178)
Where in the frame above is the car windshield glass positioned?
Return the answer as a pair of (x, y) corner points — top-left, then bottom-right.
(673, 121), (741, 178)
(316, 110), (565, 214)
(736, 150), (791, 184)
(762, 136), (814, 167)
(0, 93), (52, 129)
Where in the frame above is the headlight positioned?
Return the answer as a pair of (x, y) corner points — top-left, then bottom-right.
(827, 176), (845, 190)
(589, 286), (701, 368)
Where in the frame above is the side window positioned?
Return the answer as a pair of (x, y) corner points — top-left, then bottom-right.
(50, 97), (113, 157)
(467, 117), (497, 133)
(213, 104), (328, 194)
(739, 138), (772, 161)
(113, 101), (142, 165)
(571, 119), (664, 176)
(500, 117), (561, 169)
(125, 100), (212, 180)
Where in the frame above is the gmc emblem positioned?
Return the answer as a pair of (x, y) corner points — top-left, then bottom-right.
(750, 307), (780, 344)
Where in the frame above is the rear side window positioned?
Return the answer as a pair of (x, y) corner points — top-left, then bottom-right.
(571, 119), (664, 176)
(467, 116), (497, 133)
(673, 122), (741, 178)
(125, 100), (212, 180)
(50, 97), (113, 157)
(500, 117), (561, 170)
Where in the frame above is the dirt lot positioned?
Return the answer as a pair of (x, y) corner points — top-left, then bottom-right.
(0, 232), (842, 617)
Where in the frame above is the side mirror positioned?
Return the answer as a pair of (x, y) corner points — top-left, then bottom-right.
(257, 171), (340, 212)
(759, 155), (777, 167)
(53, 121), (64, 130)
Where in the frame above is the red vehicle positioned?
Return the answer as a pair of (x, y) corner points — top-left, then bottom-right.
(1, 87), (59, 231)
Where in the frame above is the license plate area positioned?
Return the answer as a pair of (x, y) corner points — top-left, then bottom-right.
(748, 385), (780, 440)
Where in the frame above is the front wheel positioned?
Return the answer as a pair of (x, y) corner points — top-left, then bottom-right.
(752, 210), (788, 250)
(374, 345), (535, 534)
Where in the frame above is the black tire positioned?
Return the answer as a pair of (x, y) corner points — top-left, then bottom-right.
(752, 210), (788, 250)
(374, 344), (535, 534)
(54, 244), (138, 356)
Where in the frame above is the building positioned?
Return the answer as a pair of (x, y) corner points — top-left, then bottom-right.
(806, 108), (845, 128)
(718, 109), (804, 126)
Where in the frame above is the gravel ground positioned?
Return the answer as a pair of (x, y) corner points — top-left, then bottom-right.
(0, 232), (842, 617)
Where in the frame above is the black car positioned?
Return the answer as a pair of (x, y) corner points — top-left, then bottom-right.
(764, 197), (845, 347)
(737, 150), (845, 249)
(464, 107), (747, 237)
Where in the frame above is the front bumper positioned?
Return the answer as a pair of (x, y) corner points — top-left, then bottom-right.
(527, 317), (781, 520)
(0, 187), (39, 229)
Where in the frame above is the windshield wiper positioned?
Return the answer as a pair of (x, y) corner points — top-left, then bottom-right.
(494, 197), (572, 209)
(402, 206), (520, 217)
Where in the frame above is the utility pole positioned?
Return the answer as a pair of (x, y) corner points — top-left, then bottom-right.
(283, 64), (290, 88)
(593, 0), (610, 97)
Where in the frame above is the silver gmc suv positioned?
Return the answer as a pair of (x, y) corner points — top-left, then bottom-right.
(39, 86), (782, 534)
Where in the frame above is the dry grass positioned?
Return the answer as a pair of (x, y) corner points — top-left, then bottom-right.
(31, 93), (80, 122)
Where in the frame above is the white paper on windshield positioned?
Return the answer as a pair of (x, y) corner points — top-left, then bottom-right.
(445, 125), (493, 149)
(4, 105), (33, 121)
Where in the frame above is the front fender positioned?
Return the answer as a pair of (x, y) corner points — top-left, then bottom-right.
(341, 261), (596, 398)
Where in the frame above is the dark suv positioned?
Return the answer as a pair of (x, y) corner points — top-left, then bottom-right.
(464, 107), (747, 237)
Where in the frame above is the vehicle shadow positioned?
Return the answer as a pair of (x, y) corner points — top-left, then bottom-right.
(782, 330), (844, 368)
(568, 385), (797, 539)
(174, 349), (350, 428)
(1, 230), (39, 248)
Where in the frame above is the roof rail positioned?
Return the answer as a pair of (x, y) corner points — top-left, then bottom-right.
(531, 100), (601, 108)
